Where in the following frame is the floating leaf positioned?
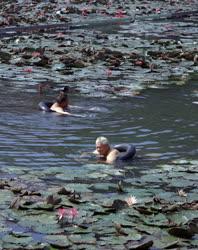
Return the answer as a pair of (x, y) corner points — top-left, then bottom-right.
(125, 237), (153, 250)
(168, 227), (194, 239)
(154, 235), (179, 249)
(2, 234), (33, 246)
(143, 213), (171, 227)
(44, 235), (71, 248)
(68, 234), (96, 245)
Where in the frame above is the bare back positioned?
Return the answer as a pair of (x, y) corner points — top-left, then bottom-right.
(106, 148), (119, 164)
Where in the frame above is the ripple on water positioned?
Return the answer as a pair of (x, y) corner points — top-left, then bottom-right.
(0, 80), (197, 176)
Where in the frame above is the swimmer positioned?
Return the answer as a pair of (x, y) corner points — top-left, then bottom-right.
(50, 92), (85, 117)
(60, 86), (70, 95)
(50, 92), (71, 115)
(93, 136), (119, 164)
(60, 85), (82, 111)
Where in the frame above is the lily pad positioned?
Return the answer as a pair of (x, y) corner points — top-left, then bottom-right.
(44, 235), (71, 248)
(2, 233), (33, 245)
(18, 213), (63, 234)
(0, 190), (15, 209)
(68, 234), (96, 245)
(143, 213), (170, 227)
(168, 226), (195, 239)
(125, 237), (153, 250)
(153, 235), (179, 249)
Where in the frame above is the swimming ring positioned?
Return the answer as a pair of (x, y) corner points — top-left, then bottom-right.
(38, 101), (53, 112)
(114, 143), (136, 161)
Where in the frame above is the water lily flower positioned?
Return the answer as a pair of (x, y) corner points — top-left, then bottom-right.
(57, 207), (78, 222)
(56, 32), (65, 38)
(23, 67), (33, 73)
(125, 195), (138, 206)
(106, 68), (112, 77)
(134, 60), (144, 66)
(155, 8), (161, 14)
(15, 38), (20, 44)
(58, 208), (66, 220)
(81, 8), (89, 16)
(178, 189), (187, 197)
(115, 9), (126, 18)
(32, 52), (41, 58)
(56, 10), (61, 15)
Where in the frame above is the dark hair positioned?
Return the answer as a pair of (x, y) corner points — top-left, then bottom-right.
(56, 93), (68, 104)
(63, 86), (69, 93)
(59, 86), (70, 97)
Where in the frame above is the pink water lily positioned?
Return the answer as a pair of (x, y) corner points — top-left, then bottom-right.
(57, 207), (78, 221)
(23, 67), (33, 73)
(106, 68), (112, 77)
(155, 8), (161, 14)
(115, 9), (126, 18)
(56, 32), (64, 38)
(81, 8), (89, 16)
(32, 51), (41, 57)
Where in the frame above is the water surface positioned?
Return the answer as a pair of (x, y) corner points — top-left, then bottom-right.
(0, 78), (197, 184)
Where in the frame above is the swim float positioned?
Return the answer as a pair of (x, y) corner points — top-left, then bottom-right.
(114, 143), (136, 161)
(38, 101), (53, 112)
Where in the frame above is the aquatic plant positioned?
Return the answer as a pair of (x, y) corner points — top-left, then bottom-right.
(57, 207), (79, 222)
(125, 195), (138, 206)
(23, 67), (33, 73)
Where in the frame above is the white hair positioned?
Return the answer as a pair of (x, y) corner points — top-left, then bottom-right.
(95, 136), (109, 145)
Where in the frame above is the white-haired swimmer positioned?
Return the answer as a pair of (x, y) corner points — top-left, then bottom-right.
(93, 136), (119, 164)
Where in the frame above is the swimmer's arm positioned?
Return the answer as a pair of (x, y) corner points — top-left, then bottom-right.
(106, 149), (119, 164)
(51, 107), (85, 117)
(50, 106), (72, 115)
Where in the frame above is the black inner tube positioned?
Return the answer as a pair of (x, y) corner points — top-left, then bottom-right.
(114, 143), (136, 161)
(38, 101), (53, 112)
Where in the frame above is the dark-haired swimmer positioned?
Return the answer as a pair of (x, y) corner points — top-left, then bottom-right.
(50, 93), (85, 117)
(50, 93), (71, 115)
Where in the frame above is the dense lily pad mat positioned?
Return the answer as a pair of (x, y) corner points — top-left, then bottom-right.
(0, 158), (197, 249)
(0, 0), (197, 97)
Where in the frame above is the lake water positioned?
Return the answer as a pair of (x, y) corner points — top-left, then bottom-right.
(0, 77), (197, 185)
(0, 3), (197, 247)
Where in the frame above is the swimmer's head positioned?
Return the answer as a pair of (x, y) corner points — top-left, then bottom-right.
(56, 93), (69, 108)
(95, 136), (110, 157)
(63, 86), (70, 93)
(96, 136), (109, 145)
